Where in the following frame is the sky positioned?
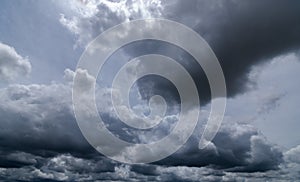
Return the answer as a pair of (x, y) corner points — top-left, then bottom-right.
(0, 0), (300, 181)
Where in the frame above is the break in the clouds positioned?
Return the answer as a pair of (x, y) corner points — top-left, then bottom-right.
(0, 42), (31, 82)
(0, 0), (299, 181)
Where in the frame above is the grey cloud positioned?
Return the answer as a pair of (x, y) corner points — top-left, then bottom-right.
(168, 0), (300, 97)
(0, 68), (284, 174)
(63, 0), (300, 110)
(0, 82), (93, 157)
(156, 122), (282, 172)
(0, 151), (41, 168)
(60, 0), (300, 102)
(0, 152), (297, 182)
(117, 0), (300, 104)
(284, 145), (300, 164)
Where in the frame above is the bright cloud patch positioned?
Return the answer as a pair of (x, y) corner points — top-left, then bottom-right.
(59, 0), (163, 46)
(0, 42), (31, 82)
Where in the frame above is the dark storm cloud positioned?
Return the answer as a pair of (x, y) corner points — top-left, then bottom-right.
(199, 0), (300, 96)
(133, 0), (300, 102)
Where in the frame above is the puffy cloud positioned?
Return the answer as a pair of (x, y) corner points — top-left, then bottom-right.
(63, 68), (75, 83)
(0, 80), (92, 157)
(156, 121), (282, 172)
(0, 42), (31, 82)
(284, 145), (300, 164)
(59, 0), (163, 46)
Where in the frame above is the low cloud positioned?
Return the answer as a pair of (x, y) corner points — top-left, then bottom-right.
(0, 68), (284, 172)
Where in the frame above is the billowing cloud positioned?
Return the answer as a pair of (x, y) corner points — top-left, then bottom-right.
(156, 121), (282, 172)
(59, 0), (300, 102)
(285, 145), (300, 164)
(59, 0), (163, 46)
(0, 67), (284, 172)
(0, 80), (92, 159)
(0, 42), (31, 82)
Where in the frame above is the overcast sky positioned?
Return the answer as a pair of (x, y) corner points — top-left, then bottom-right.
(0, 0), (300, 181)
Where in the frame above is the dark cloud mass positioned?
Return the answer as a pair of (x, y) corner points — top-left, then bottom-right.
(200, 0), (300, 96)
(134, 0), (300, 103)
(0, 0), (300, 181)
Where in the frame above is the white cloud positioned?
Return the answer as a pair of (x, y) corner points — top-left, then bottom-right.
(63, 68), (75, 83)
(0, 42), (31, 82)
(114, 164), (131, 179)
(59, 0), (163, 46)
(284, 145), (300, 164)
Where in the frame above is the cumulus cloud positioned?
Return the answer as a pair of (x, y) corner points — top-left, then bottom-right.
(0, 66), (285, 173)
(0, 80), (92, 158)
(0, 42), (31, 82)
(59, 0), (163, 46)
(156, 121), (282, 172)
(284, 145), (300, 164)
(63, 68), (75, 83)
